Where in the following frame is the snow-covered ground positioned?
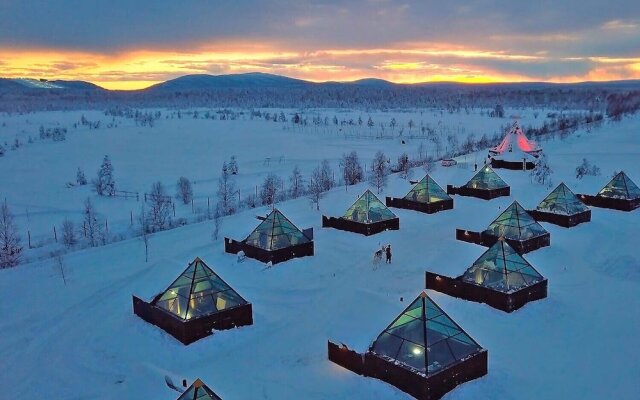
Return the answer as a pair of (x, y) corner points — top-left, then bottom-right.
(0, 110), (638, 399)
(0, 107), (548, 261)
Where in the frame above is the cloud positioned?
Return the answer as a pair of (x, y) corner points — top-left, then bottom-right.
(1, 1), (639, 87)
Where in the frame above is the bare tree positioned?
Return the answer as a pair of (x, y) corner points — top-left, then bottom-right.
(0, 201), (22, 269)
(423, 155), (436, 174)
(368, 150), (389, 193)
(289, 165), (305, 198)
(138, 205), (150, 262)
(83, 197), (104, 247)
(340, 151), (363, 186)
(308, 165), (325, 210)
(147, 182), (172, 232)
(61, 218), (76, 248)
(175, 176), (193, 204)
(260, 173), (283, 206)
(217, 162), (237, 215)
(319, 159), (335, 191)
(212, 206), (222, 241)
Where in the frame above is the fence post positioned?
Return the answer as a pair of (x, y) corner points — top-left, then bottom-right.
(207, 197), (210, 215)
(136, 192), (139, 201)
(53, 226), (57, 242)
(173, 203), (176, 217)
(130, 210), (133, 226)
(191, 198), (194, 213)
(105, 219), (109, 233)
(28, 231), (32, 248)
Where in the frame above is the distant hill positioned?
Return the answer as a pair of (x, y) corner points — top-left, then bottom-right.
(0, 78), (104, 91)
(147, 72), (312, 91)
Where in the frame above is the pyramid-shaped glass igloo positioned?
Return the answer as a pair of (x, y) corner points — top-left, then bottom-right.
(597, 171), (640, 200)
(386, 174), (454, 214)
(245, 209), (311, 251)
(464, 165), (509, 190)
(484, 201), (548, 240)
(153, 258), (248, 321)
(370, 292), (483, 375)
(343, 190), (397, 223)
(537, 183), (589, 215)
(328, 292), (487, 399)
(481, 201), (550, 253)
(405, 175), (452, 204)
(132, 257), (253, 345)
(323, 190), (399, 236)
(461, 240), (544, 293)
(177, 379), (222, 400)
(225, 208), (314, 264)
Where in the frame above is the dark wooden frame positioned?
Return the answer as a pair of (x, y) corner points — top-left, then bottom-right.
(490, 158), (536, 171)
(527, 208), (591, 228)
(132, 295), (253, 345)
(224, 235), (314, 265)
(446, 185), (510, 201)
(321, 215), (399, 236)
(385, 197), (454, 214)
(455, 229), (550, 254)
(577, 194), (640, 212)
(425, 271), (547, 313)
(328, 341), (488, 400)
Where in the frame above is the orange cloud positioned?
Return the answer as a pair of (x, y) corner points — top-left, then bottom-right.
(1, 41), (639, 90)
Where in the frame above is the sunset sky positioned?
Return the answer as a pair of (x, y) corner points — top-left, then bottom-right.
(1, 0), (639, 90)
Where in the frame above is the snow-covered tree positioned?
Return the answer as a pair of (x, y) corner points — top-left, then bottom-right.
(340, 151), (364, 186)
(76, 167), (87, 186)
(289, 165), (305, 198)
(397, 152), (411, 180)
(575, 158), (601, 180)
(147, 182), (172, 232)
(229, 155), (238, 174)
(176, 176), (193, 204)
(94, 155), (115, 196)
(369, 150), (389, 193)
(531, 153), (553, 185)
(61, 218), (76, 248)
(217, 162), (237, 215)
(0, 202), (22, 269)
(260, 173), (283, 206)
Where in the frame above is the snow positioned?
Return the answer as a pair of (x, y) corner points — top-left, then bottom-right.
(0, 109), (639, 399)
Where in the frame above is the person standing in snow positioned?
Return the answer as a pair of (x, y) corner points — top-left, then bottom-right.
(386, 244), (392, 264)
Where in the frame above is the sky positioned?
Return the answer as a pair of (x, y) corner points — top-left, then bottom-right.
(1, 0), (639, 90)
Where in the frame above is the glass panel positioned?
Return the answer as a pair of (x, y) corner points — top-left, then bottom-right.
(426, 340), (456, 372)
(372, 332), (403, 360)
(448, 333), (481, 360)
(388, 318), (426, 345)
(396, 340), (426, 372)
(485, 202), (547, 240)
(156, 295), (188, 319)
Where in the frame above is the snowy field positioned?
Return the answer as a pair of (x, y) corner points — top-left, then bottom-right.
(0, 107), (550, 262)
(0, 110), (639, 399)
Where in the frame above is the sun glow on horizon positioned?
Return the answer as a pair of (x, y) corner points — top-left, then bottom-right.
(2, 42), (639, 90)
